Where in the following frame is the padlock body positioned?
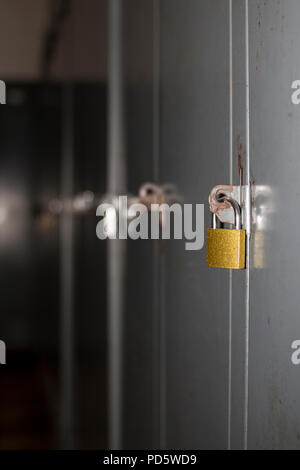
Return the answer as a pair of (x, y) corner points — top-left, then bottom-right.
(206, 228), (246, 269)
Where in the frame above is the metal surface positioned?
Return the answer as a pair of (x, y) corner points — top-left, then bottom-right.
(121, 0), (300, 451)
(209, 185), (251, 235)
(123, 0), (232, 450)
(230, 0), (251, 450)
(107, 0), (126, 451)
(248, 0), (300, 450)
(122, 0), (157, 450)
(159, 0), (230, 449)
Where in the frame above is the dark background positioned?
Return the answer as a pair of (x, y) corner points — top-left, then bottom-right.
(0, 83), (107, 449)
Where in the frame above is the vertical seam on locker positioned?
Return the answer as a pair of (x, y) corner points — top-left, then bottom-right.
(158, 11), (167, 451)
(153, 0), (160, 184)
(152, 0), (166, 450)
(228, 0), (233, 452)
(160, 260), (167, 450)
(107, 0), (125, 450)
(155, 0), (166, 450)
(229, 0), (233, 186)
(244, 0), (251, 451)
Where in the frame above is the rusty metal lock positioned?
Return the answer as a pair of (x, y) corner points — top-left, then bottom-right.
(206, 197), (246, 270)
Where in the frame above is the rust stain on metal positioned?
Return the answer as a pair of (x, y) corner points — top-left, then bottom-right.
(237, 133), (242, 154)
(208, 185), (234, 216)
(237, 133), (244, 184)
(238, 154), (243, 177)
(235, 0), (244, 8)
(157, 240), (167, 254)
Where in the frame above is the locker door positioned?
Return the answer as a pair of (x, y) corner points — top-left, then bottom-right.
(123, 0), (300, 451)
(123, 0), (233, 449)
(159, 0), (231, 449)
(248, 0), (300, 450)
(122, 0), (158, 449)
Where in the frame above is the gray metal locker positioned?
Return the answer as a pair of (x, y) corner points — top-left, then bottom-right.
(120, 0), (300, 450)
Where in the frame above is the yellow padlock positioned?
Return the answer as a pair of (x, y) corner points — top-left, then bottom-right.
(207, 198), (246, 270)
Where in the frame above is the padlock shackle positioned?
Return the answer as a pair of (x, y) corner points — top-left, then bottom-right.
(227, 198), (241, 230)
(212, 213), (218, 229)
(214, 195), (242, 230)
